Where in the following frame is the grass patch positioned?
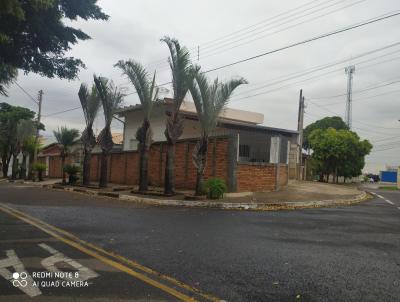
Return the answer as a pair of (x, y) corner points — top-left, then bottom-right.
(379, 186), (399, 190)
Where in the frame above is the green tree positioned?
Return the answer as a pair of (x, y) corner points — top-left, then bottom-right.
(0, 0), (108, 95)
(53, 126), (80, 184)
(115, 60), (158, 192)
(21, 135), (41, 180)
(189, 68), (247, 195)
(78, 83), (101, 186)
(0, 102), (37, 177)
(309, 128), (372, 183)
(303, 116), (348, 151)
(161, 36), (193, 195)
(12, 119), (35, 179)
(94, 75), (124, 188)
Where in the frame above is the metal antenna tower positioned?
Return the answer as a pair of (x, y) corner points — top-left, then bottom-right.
(345, 65), (355, 128)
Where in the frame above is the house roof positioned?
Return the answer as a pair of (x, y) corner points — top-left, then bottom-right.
(116, 98), (264, 125)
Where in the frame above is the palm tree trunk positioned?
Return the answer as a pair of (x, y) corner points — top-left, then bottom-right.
(195, 172), (204, 196)
(20, 154), (27, 179)
(82, 150), (92, 186)
(139, 147), (149, 192)
(61, 155), (66, 184)
(194, 136), (208, 196)
(1, 155), (8, 178)
(99, 150), (108, 188)
(164, 143), (175, 195)
(11, 155), (18, 180)
(28, 151), (34, 180)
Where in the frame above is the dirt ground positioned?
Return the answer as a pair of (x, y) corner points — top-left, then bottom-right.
(222, 181), (361, 204)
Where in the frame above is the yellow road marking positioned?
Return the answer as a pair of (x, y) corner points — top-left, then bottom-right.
(2, 205), (219, 301)
(0, 204), (220, 302)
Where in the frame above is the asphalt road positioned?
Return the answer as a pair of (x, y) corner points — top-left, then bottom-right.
(0, 182), (399, 302)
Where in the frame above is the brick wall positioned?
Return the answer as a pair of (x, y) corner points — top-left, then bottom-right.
(279, 164), (289, 187)
(237, 163), (277, 192)
(42, 136), (290, 192)
(45, 137), (230, 190)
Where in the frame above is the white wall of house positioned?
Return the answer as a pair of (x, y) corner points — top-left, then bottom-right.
(122, 106), (228, 151)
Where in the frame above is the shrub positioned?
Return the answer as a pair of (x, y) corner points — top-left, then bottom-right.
(63, 164), (81, 185)
(32, 163), (47, 181)
(204, 178), (227, 200)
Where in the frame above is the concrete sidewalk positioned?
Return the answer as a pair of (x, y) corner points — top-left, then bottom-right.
(29, 180), (368, 211)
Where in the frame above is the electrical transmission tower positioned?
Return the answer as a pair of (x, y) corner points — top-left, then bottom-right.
(345, 65), (355, 128)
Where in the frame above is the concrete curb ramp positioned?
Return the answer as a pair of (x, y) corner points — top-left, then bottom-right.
(41, 183), (368, 211)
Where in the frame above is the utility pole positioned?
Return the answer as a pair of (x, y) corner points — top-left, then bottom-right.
(297, 89), (305, 180)
(33, 90), (43, 165)
(345, 65), (355, 129)
(197, 45), (200, 61)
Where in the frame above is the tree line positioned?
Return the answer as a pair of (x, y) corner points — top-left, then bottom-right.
(303, 116), (372, 183)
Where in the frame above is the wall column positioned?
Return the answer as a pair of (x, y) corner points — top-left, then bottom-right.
(227, 133), (239, 192)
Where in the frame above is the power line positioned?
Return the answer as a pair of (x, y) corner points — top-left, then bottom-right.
(203, 10), (400, 73)
(147, 0), (366, 70)
(309, 78), (400, 100)
(233, 42), (400, 98)
(14, 82), (38, 105)
(42, 106), (81, 117)
(145, 0), (331, 67)
(195, 0), (367, 59)
(306, 102), (400, 133)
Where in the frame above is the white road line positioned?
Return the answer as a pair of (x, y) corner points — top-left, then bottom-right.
(377, 194), (385, 199)
(397, 207), (400, 210)
(385, 199), (394, 205)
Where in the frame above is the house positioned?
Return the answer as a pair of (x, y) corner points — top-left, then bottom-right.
(38, 133), (123, 177)
(40, 98), (299, 192)
(113, 98), (299, 192)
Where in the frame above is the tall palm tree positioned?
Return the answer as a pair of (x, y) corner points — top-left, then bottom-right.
(189, 68), (247, 195)
(23, 136), (41, 180)
(161, 36), (193, 195)
(78, 83), (101, 186)
(53, 127), (80, 184)
(12, 120), (36, 179)
(94, 75), (124, 188)
(115, 60), (158, 192)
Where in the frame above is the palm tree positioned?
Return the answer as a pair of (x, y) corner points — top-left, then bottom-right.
(115, 60), (158, 192)
(16, 120), (35, 179)
(161, 36), (193, 195)
(189, 68), (247, 195)
(23, 136), (41, 180)
(94, 75), (124, 188)
(53, 127), (80, 184)
(78, 83), (101, 186)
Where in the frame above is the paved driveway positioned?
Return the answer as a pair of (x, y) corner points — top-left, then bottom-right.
(0, 183), (399, 301)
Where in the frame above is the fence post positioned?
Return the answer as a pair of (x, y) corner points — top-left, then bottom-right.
(227, 134), (239, 192)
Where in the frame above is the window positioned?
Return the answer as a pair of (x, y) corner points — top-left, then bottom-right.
(239, 144), (250, 158)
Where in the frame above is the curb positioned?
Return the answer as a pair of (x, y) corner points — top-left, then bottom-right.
(40, 183), (369, 211)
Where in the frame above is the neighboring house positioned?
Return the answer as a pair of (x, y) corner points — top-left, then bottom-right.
(38, 134), (123, 177)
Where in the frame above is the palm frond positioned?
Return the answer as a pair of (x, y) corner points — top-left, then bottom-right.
(115, 60), (158, 119)
(189, 70), (247, 135)
(94, 75), (124, 127)
(53, 126), (80, 153)
(161, 36), (192, 108)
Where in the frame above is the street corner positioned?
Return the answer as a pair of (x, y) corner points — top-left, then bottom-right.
(0, 208), (217, 302)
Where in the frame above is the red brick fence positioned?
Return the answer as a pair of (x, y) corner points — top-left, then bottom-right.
(40, 135), (288, 192)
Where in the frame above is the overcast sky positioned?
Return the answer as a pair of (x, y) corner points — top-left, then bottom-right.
(1, 0), (400, 169)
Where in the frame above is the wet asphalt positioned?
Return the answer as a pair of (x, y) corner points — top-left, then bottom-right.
(0, 182), (399, 302)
